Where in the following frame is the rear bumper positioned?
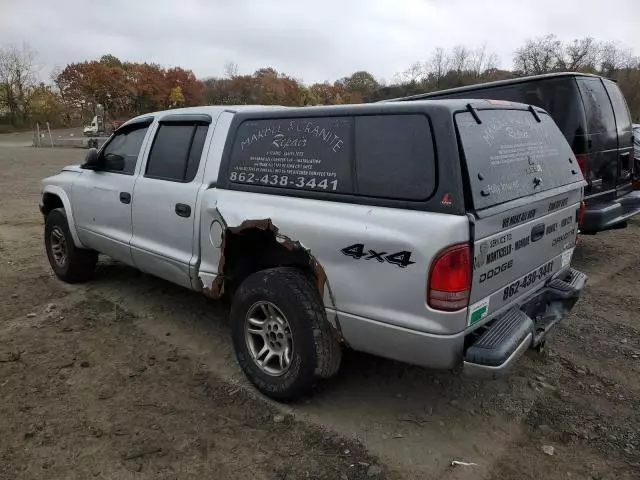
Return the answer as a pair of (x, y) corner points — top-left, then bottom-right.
(463, 268), (587, 377)
(582, 190), (640, 233)
(336, 268), (586, 373)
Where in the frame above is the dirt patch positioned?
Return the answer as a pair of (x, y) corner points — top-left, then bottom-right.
(0, 295), (395, 480)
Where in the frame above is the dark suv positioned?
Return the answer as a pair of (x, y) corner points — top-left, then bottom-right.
(389, 73), (640, 233)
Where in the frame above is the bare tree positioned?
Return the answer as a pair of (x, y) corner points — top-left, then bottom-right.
(469, 44), (500, 78)
(563, 37), (600, 71)
(224, 61), (239, 79)
(599, 41), (637, 76)
(426, 47), (449, 87)
(398, 44), (500, 90)
(0, 43), (37, 124)
(398, 61), (424, 84)
(514, 34), (563, 75)
(450, 45), (472, 83)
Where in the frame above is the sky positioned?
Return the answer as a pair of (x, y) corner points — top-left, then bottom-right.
(2, 0), (639, 84)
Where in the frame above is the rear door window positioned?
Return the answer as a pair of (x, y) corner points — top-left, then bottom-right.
(577, 78), (616, 135)
(603, 79), (633, 146)
(145, 124), (208, 182)
(456, 108), (580, 210)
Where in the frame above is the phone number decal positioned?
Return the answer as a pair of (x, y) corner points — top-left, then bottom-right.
(229, 172), (338, 191)
(502, 261), (553, 301)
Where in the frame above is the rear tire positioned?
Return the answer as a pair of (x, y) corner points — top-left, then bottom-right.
(45, 208), (97, 283)
(230, 267), (342, 401)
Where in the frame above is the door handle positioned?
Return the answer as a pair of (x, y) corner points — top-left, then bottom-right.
(175, 203), (191, 218)
(119, 192), (131, 204)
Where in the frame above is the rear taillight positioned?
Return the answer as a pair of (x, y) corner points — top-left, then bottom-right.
(575, 154), (589, 179)
(577, 201), (586, 225)
(428, 243), (471, 311)
(575, 201), (586, 243)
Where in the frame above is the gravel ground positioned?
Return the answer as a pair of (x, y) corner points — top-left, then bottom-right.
(0, 144), (639, 479)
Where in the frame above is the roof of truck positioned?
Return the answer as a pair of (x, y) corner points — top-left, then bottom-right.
(122, 98), (546, 129)
(383, 71), (604, 102)
(125, 105), (286, 124)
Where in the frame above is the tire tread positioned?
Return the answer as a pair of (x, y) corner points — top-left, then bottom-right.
(45, 208), (97, 283)
(230, 267), (342, 400)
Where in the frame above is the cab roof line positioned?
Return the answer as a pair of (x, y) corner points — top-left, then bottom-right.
(116, 116), (154, 132)
(160, 113), (212, 124)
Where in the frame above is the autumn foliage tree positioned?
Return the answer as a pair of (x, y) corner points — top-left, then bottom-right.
(54, 55), (204, 122)
(28, 83), (64, 125)
(204, 68), (309, 105)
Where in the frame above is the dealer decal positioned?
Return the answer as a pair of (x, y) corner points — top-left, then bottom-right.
(474, 241), (490, 269)
(551, 229), (576, 247)
(486, 244), (512, 265)
(514, 235), (530, 251)
(479, 260), (513, 284)
(548, 197), (569, 212)
(502, 209), (536, 228)
(469, 297), (490, 325)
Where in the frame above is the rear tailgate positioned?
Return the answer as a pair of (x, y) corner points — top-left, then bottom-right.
(455, 104), (586, 326)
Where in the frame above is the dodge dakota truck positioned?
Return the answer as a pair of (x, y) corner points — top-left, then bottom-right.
(41, 100), (587, 400)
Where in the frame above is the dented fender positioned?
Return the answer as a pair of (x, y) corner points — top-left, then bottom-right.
(198, 215), (341, 335)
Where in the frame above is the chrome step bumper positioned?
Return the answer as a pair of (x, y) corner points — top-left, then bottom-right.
(463, 268), (587, 378)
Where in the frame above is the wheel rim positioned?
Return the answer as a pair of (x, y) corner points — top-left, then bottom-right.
(244, 301), (293, 376)
(50, 226), (67, 267)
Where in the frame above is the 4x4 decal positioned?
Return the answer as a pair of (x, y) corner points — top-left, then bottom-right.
(341, 244), (415, 268)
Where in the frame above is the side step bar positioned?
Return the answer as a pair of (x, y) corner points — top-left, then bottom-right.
(463, 268), (587, 378)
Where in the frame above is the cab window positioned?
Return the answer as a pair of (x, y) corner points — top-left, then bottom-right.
(144, 123), (208, 182)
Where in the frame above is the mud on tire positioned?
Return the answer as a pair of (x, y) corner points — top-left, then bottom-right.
(44, 208), (97, 283)
(230, 267), (342, 401)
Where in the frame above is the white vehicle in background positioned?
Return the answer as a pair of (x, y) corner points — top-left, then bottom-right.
(83, 115), (104, 136)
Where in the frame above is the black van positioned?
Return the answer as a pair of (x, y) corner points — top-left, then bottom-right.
(389, 73), (640, 233)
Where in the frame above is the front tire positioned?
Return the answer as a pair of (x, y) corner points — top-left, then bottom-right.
(230, 267), (342, 401)
(45, 208), (97, 283)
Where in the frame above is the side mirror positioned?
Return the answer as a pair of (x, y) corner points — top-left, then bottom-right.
(104, 153), (125, 171)
(81, 148), (101, 170)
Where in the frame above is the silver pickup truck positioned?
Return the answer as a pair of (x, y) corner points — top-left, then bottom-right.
(41, 100), (587, 400)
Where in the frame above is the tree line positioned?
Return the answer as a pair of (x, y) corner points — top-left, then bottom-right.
(1, 34), (638, 133)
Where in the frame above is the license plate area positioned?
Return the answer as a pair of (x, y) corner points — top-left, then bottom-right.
(468, 249), (574, 326)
